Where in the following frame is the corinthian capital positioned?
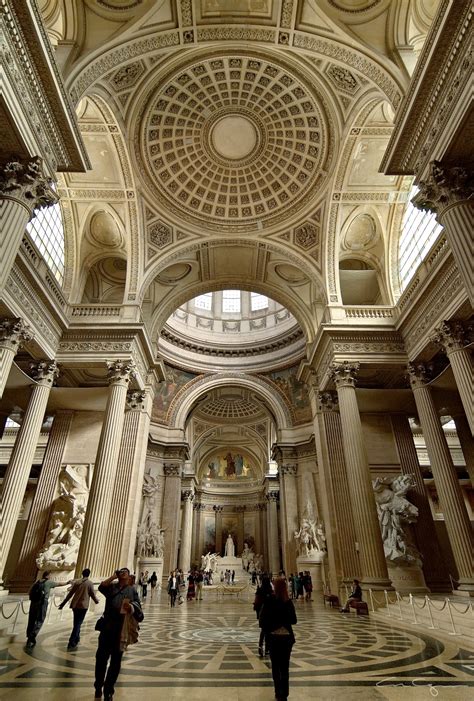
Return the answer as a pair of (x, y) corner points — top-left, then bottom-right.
(182, 489), (194, 502)
(30, 360), (59, 386)
(317, 391), (338, 412)
(0, 318), (33, 352)
(413, 161), (473, 214)
(431, 321), (467, 354)
(330, 361), (360, 388)
(106, 359), (137, 385)
(0, 157), (58, 212)
(407, 362), (432, 390)
(126, 390), (146, 410)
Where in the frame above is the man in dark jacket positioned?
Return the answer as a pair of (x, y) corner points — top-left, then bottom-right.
(341, 578), (363, 612)
(59, 567), (99, 651)
(94, 567), (143, 701)
(26, 571), (63, 649)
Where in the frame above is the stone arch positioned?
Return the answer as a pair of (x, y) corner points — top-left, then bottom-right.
(167, 373), (293, 433)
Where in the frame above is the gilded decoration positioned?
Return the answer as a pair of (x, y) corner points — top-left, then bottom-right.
(137, 53), (331, 230)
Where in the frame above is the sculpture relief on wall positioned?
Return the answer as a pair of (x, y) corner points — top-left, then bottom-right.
(136, 472), (165, 558)
(373, 475), (421, 567)
(294, 500), (326, 559)
(36, 464), (92, 575)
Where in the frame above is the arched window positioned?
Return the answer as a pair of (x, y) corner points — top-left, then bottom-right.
(398, 185), (443, 291)
(250, 293), (268, 311)
(194, 293), (212, 311)
(26, 202), (65, 284)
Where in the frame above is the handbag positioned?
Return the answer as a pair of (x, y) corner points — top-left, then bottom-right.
(95, 615), (105, 631)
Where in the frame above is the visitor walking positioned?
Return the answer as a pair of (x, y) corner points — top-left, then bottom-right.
(58, 568), (99, 651)
(25, 571), (63, 649)
(167, 570), (179, 607)
(94, 567), (143, 701)
(253, 574), (273, 657)
(149, 571), (158, 598)
(259, 577), (297, 701)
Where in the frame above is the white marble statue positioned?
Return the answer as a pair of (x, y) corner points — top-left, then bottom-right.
(373, 474), (421, 566)
(36, 464), (91, 572)
(201, 552), (221, 572)
(137, 520), (164, 558)
(294, 500), (326, 558)
(241, 541), (254, 570)
(225, 533), (235, 557)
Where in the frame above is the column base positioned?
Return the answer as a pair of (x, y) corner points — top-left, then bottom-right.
(387, 563), (430, 594)
(361, 577), (394, 591)
(454, 580), (474, 596)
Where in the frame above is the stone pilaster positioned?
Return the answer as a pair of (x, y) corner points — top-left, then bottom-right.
(330, 362), (391, 589)
(390, 413), (450, 591)
(414, 161), (474, 306)
(178, 488), (195, 572)
(75, 360), (136, 579)
(0, 360), (59, 587)
(266, 490), (280, 575)
(102, 388), (153, 573)
(214, 505), (223, 554)
(276, 449), (298, 575)
(312, 389), (360, 591)
(8, 411), (74, 591)
(0, 318), (33, 399)
(431, 321), (473, 435)
(453, 413), (474, 484)
(0, 157), (58, 295)
(192, 502), (205, 565)
(408, 363), (474, 591)
(161, 461), (184, 577)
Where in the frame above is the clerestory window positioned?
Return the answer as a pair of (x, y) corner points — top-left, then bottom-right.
(26, 202), (65, 284)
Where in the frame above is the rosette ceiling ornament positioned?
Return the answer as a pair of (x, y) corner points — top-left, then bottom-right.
(135, 52), (333, 233)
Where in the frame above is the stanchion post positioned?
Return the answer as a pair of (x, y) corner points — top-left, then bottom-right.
(426, 596), (435, 629)
(447, 599), (457, 636)
(384, 590), (391, 617)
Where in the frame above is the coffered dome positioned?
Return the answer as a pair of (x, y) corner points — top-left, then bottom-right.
(136, 51), (332, 232)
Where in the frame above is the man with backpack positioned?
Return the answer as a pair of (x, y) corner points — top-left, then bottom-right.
(26, 571), (63, 649)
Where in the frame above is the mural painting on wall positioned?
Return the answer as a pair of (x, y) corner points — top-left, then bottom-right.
(152, 364), (197, 423)
(204, 515), (216, 554)
(205, 451), (255, 480)
(263, 365), (312, 424)
(244, 517), (256, 552)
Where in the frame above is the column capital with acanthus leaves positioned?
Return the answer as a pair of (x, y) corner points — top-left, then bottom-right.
(0, 157), (58, 213)
(329, 361), (360, 389)
(0, 318), (33, 352)
(412, 160), (473, 215)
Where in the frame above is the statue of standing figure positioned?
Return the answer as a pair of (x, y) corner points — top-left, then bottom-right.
(225, 533), (235, 557)
(373, 474), (421, 566)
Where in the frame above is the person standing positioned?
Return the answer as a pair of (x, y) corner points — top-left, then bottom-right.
(187, 571), (196, 601)
(259, 577), (297, 701)
(253, 575), (273, 657)
(141, 569), (149, 600)
(167, 570), (178, 607)
(25, 571), (63, 649)
(58, 568), (99, 651)
(94, 567), (143, 701)
(149, 571), (158, 598)
(195, 570), (204, 600)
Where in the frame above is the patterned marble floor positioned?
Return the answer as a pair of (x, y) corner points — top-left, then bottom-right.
(1, 591), (473, 700)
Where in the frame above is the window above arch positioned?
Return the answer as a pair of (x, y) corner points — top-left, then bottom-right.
(398, 185), (443, 291)
(26, 202), (65, 284)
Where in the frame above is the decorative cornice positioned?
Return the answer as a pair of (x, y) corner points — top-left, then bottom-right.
(0, 158), (57, 212)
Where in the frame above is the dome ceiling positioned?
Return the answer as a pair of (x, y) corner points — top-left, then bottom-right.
(136, 51), (332, 232)
(193, 389), (268, 423)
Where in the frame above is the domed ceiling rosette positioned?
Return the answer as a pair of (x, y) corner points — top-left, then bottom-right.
(135, 51), (333, 233)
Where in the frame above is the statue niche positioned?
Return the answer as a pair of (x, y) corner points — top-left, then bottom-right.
(36, 464), (91, 577)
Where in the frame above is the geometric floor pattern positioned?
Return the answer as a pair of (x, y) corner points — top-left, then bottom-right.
(1, 592), (473, 700)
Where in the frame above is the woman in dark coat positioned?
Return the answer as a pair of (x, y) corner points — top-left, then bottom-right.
(253, 574), (273, 656)
(259, 577), (297, 701)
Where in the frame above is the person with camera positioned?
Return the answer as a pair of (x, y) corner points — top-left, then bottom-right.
(94, 567), (143, 701)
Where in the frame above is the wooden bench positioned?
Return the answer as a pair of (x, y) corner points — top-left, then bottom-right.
(323, 594), (340, 608)
(349, 600), (369, 616)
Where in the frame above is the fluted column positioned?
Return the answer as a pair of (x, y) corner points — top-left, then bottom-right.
(431, 321), (473, 435)
(408, 363), (474, 591)
(9, 411), (74, 592)
(0, 361), (59, 587)
(266, 490), (280, 575)
(102, 388), (153, 573)
(312, 389), (360, 591)
(214, 505), (223, 554)
(414, 161), (474, 306)
(390, 413), (449, 591)
(161, 462), (183, 577)
(0, 318), (32, 399)
(330, 362), (391, 589)
(276, 451), (298, 575)
(76, 360), (136, 579)
(192, 502), (205, 564)
(453, 414), (474, 484)
(178, 488), (195, 572)
(0, 157), (58, 295)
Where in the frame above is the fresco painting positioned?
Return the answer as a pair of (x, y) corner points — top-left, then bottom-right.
(204, 452), (255, 480)
(152, 364), (197, 422)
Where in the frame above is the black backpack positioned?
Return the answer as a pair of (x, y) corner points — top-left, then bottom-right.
(29, 580), (46, 604)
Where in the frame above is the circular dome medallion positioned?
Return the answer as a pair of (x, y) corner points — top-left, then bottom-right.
(138, 53), (331, 231)
(211, 115), (257, 161)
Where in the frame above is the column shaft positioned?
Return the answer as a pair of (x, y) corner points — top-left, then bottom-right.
(454, 414), (474, 484)
(0, 200), (31, 295)
(411, 382), (474, 590)
(447, 347), (473, 435)
(178, 494), (194, 572)
(333, 369), (391, 588)
(391, 414), (449, 590)
(161, 468), (182, 576)
(278, 463), (298, 575)
(438, 203), (474, 306)
(1, 375), (55, 582)
(0, 319), (32, 399)
(76, 376), (130, 579)
(266, 493), (280, 574)
(9, 412), (73, 591)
